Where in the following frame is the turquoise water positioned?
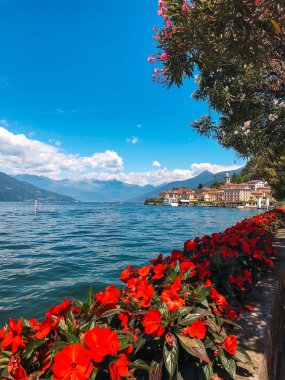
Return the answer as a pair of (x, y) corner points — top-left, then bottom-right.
(0, 202), (262, 325)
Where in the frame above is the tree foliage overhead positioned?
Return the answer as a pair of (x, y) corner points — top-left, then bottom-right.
(151, 0), (285, 159)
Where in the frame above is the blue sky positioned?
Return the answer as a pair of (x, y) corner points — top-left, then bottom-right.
(0, 0), (243, 185)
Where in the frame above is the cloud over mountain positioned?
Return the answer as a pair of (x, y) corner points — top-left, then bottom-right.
(0, 123), (242, 186)
(0, 124), (123, 178)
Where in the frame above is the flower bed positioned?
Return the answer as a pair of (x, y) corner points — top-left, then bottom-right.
(0, 209), (284, 380)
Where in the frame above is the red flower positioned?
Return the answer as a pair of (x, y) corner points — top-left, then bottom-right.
(131, 279), (154, 308)
(142, 310), (165, 337)
(1, 318), (25, 353)
(95, 284), (120, 305)
(172, 275), (182, 291)
(7, 355), (28, 380)
(120, 265), (133, 283)
(187, 321), (206, 340)
(152, 263), (167, 280)
(48, 298), (72, 318)
(35, 299), (72, 340)
(165, 333), (174, 346)
(52, 343), (93, 380)
(223, 308), (238, 321)
(197, 260), (211, 279)
(0, 326), (6, 339)
(180, 261), (196, 277)
(84, 327), (120, 363)
(150, 253), (163, 265)
(109, 354), (129, 380)
(243, 269), (252, 283)
(137, 265), (151, 278)
(210, 288), (228, 306)
(118, 312), (129, 326)
(184, 240), (197, 251)
(224, 335), (237, 355)
(161, 287), (185, 311)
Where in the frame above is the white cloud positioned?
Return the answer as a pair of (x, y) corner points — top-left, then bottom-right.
(83, 163), (243, 186)
(126, 136), (139, 144)
(0, 124), (123, 178)
(152, 160), (161, 167)
(0, 122), (243, 186)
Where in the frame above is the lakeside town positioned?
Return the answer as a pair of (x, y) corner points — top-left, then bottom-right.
(146, 173), (272, 208)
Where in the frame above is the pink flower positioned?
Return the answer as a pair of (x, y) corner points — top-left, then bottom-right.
(160, 52), (168, 61)
(165, 31), (171, 39)
(148, 55), (154, 64)
(158, 0), (164, 8)
(165, 19), (172, 27)
(157, 10), (164, 16)
(182, 3), (189, 12)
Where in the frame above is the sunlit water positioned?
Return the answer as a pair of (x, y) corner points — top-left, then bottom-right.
(0, 202), (262, 324)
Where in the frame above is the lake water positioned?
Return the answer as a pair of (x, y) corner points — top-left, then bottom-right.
(0, 202), (262, 325)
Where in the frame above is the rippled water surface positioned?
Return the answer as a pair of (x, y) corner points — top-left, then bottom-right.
(0, 202), (262, 324)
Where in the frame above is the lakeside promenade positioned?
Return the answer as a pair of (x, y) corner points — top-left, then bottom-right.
(236, 225), (285, 380)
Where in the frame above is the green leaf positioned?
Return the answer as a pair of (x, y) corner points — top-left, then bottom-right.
(202, 363), (213, 380)
(89, 367), (98, 380)
(0, 357), (10, 364)
(62, 331), (81, 344)
(22, 318), (31, 328)
(177, 335), (211, 364)
(234, 346), (252, 364)
(73, 298), (83, 309)
(166, 267), (177, 282)
(220, 353), (236, 379)
(149, 357), (163, 380)
(23, 339), (45, 359)
(177, 307), (192, 316)
(129, 359), (150, 370)
(163, 335), (179, 377)
(118, 335), (132, 351)
(179, 313), (201, 326)
(86, 286), (94, 306)
(100, 308), (123, 319)
(182, 267), (194, 280)
(174, 260), (181, 273)
(134, 333), (152, 354)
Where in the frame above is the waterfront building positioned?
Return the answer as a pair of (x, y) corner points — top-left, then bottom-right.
(160, 189), (195, 203)
(247, 180), (267, 191)
(194, 188), (212, 202)
(224, 185), (252, 203)
(208, 189), (225, 202)
(159, 176), (272, 206)
(159, 189), (195, 202)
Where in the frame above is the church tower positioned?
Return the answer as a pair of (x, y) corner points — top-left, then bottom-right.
(225, 172), (231, 185)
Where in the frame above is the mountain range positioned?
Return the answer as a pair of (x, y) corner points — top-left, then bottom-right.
(14, 175), (155, 202)
(0, 172), (76, 202)
(0, 168), (242, 202)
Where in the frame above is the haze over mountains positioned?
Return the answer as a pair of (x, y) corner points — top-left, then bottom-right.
(14, 174), (155, 202)
(0, 172), (75, 202)
(10, 168), (241, 202)
(0, 168), (242, 202)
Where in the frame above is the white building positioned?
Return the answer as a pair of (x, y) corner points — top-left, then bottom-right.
(247, 180), (267, 191)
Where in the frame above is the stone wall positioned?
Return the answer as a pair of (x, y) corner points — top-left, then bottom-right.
(236, 229), (285, 380)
